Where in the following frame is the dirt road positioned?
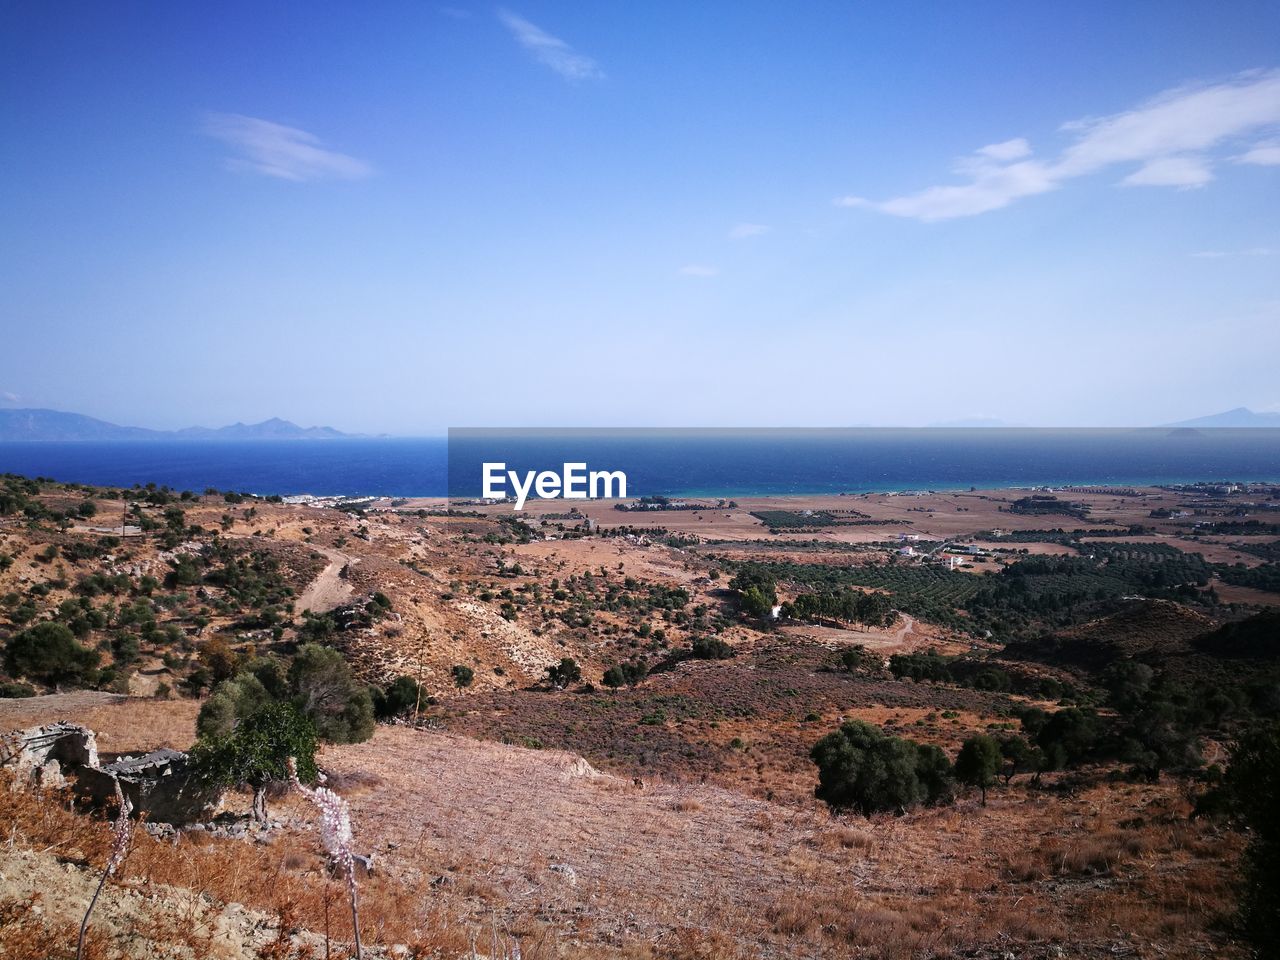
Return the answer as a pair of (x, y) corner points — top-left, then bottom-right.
(297, 546), (357, 614)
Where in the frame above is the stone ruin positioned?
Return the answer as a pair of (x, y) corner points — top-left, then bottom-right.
(1, 721), (221, 825)
(0, 721), (98, 788)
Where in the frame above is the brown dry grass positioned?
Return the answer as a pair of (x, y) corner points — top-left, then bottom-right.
(0, 893), (111, 960)
(0, 706), (1250, 960)
(313, 724), (1245, 959)
(0, 694), (201, 753)
(0, 773), (471, 958)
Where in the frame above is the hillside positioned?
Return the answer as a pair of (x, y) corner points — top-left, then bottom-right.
(3, 475), (1279, 957)
(1194, 609), (1280, 659)
(1006, 599), (1217, 670)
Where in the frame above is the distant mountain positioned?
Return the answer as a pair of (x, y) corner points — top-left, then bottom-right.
(175, 417), (350, 440)
(0, 409), (161, 441)
(0, 408), (356, 441)
(1165, 407), (1280, 428)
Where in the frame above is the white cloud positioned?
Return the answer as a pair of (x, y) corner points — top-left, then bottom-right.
(976, 138), (1032, 162)
(843, 69), (1280, 221)
(203, 114), (372, 182)
(728, 222), (770, 239)
(1122, 155), (1213, 189)
(1238, 139), (1280, 165)
(837, 152), (1057, 221)
(1, 391), (19, 403)
(497, 9), (602, 81)
(679, 264), (718, 277)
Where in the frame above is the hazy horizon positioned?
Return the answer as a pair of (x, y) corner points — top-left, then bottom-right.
(2, 2), (1279, 432)
(4, 404), (1280, 436)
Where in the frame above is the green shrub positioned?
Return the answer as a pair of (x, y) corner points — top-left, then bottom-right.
(4, 622), (100, 687)
(374, 675), (428, 719)
(1225, 722), (1280, 955)
(289, 644), (375, 743)
(197, 674), (275, 739)
(545, 657), (582, 689)
(603, 660), (647, 689)
(810, 720), (954, 816)
(690, 636), (735, 660)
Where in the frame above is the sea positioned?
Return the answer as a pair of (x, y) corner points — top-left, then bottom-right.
(2, 429), (1279, 500)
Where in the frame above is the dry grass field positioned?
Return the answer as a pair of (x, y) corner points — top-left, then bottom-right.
(2, 477), (1277, 958)
(0, 700), (1245, 960)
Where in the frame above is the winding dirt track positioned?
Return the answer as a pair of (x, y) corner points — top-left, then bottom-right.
(894, 612), (917, 645)
(296, 546), (356, 614)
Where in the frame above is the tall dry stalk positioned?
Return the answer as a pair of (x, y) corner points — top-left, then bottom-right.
(77, 779), (133, 960)
(288, 757), (362, 960)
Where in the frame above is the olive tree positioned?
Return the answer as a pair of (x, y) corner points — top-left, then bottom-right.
(190, 701), (318, 823)
(955, 735), (1002, 805)
(810, 720), (954, 816)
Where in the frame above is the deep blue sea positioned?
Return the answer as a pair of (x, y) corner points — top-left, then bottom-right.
(2, 429), (1279, 499)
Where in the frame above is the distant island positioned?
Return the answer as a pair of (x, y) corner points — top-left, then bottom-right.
(3, 406), (1279, 442)
(0, 408), (358, 442)
(1164, 407), (1280, 428)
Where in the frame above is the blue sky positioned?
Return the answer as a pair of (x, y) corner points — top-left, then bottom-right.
(2, 1), (1278, 433)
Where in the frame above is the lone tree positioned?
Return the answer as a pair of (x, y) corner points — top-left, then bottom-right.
(997, 734), (1037, 784)
(545, 657), (581, 690)
(838, 645), (870, 673)
(1035, 707), (1103, 770)
(191, 701), (318, 823)
(955, 735), (1002, 805)
(728, 567), (778, 618)
(4, 622), (100, 687)
(810, 720), (954, 816)
(451, 664), (475, 688)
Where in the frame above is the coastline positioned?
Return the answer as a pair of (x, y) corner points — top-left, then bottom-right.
(2, 433), (1279, 501)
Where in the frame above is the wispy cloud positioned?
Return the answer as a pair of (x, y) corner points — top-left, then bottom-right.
(728, 222), (771, 240)
(203, 114), (372, 182)
(839, 69), (1280, 221)
(497, 9), (602, 81)
(1, 391), (19, 404)
(1121, 155), (1214, 189)
(1237, 139), (1280, 166)
(976, 138), (1032, 162)
(679, 264), (718, 277)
